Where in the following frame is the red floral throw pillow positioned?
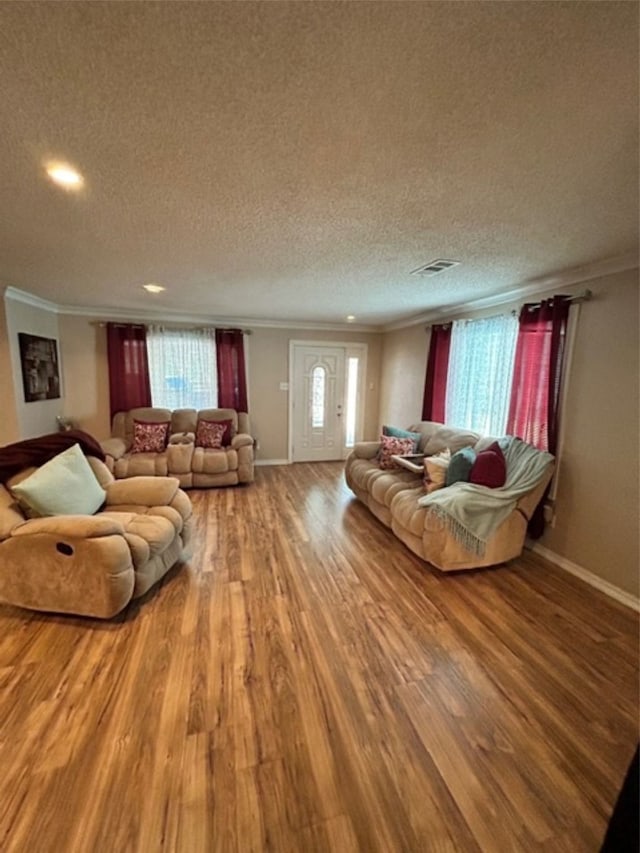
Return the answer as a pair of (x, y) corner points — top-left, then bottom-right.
(378, 435), (416, 470)
(195, 420), (227, 449)
(196, 418), (233, 447)
(469, 441), (507, 488)
(131, 420), (169, 454)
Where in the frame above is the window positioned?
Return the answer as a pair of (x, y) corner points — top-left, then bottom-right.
(147, 326), (217, 409)
(345, 356), (359, 447)
(311, 365), (325, 428)
(445, 313), (518, 435)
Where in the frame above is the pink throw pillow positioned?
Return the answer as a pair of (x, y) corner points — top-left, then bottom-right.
(195, 420), (227, 449)
(378, 435), (416, 470)
(131, 420), (169, 454)
(469, 441), (507, 488)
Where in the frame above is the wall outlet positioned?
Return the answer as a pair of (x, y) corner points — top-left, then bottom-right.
(279, 382), (289, 391)
(543, 503), (556, 527)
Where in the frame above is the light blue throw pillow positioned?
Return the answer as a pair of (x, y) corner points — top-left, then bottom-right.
(11, 443), (106, 517)
(382, 425), (422, 445)
(445, 446), (477, 487)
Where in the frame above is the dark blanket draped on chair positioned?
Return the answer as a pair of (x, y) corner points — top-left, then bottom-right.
(0, 430), (105, 483)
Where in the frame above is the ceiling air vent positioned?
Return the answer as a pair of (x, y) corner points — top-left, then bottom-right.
(410, 259), (461, 276)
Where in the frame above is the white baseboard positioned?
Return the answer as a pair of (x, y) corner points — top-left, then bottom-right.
(531, 543), (640, 612)
(255, 459), (290, 467)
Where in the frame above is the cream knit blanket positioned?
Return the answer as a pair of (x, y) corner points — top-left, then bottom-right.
(417, 437), (554, 556)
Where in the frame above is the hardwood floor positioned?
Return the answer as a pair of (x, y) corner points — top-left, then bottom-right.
(0, 462), (637, 852)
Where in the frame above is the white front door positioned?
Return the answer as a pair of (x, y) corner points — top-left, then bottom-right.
(291, 345), (346, 462)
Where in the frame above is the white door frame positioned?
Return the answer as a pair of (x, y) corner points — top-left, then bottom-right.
(288, 340), (368, 464)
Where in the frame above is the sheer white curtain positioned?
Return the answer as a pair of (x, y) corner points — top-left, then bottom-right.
(147, 326), (217, 410)
(445, 313), (518, 435)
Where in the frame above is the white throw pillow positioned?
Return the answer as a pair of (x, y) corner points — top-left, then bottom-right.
(11, 444), (106, 517)
(423, 449), (451, 494)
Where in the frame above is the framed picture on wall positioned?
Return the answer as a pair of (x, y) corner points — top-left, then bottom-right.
(18, 333), (61, 402)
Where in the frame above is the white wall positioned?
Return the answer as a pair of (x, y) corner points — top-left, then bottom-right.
(541, 272), (639, 597)
(248, 326), (382, 460)
(379, 323), (429, 428)
(58, 313), (109, 439)
(0, 288), (20, 445)
(4, 294), (62, 439)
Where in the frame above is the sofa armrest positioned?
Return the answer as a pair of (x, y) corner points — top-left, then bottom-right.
(11, 515), (125, 539)
(0, 485), (25, 541)
(352, 441), (381, 460)
(169, 431), (195, 445)
(101, 437), (128, 460)
(105, 476), (180, 508)
(515, 460), (555, 520)
(231, 432), (254, 450)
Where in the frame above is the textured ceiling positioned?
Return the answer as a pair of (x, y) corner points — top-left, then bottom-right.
(0, 1), (637, 327)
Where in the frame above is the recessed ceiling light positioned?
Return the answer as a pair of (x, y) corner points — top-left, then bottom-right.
(346, 315), (356, 322)
(143, 283), (166, 294)
(45, 162), (84, 189)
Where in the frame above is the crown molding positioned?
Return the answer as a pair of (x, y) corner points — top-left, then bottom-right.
(4, 286), (60, 313)
(382, 252), (639, 332)
(5, 250), (637, 334)
(2, 286), (378, 332)
(49, 301), (381, 333)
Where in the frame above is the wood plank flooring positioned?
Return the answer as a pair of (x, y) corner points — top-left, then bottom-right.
(0, 462), (637, 852)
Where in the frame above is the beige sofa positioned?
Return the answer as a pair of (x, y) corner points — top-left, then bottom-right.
(345, 421), (554, 571)
(101, 407), (254, 488)
(0, 456), (193, 618)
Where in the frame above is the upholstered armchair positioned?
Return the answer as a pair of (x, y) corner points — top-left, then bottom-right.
(0, 455), (193, 619)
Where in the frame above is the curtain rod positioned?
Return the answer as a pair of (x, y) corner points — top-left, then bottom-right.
(525, 288), (593, 310)
(91, 322), (252, 334)
(425, 288), (593, 329)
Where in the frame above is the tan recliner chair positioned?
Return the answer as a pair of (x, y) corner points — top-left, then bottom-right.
(0, 456), (193, 618)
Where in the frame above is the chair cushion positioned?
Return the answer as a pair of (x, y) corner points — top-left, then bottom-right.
(114, 452), (169, 478)
(100, 511), (176, 569)
(10, 444), (106, 517)
(423, 426), (480, 456)
(191, 447), (237, 475)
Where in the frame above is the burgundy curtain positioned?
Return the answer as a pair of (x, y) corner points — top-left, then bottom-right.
(506, 295), (571, 454)
(421, 324), (451, 422)
(106, 323), (152, 419)
(215, 329), (248, 412)
(507, 295), (571, 538)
